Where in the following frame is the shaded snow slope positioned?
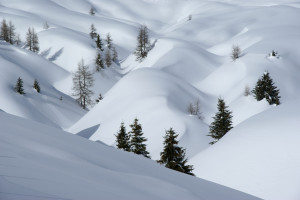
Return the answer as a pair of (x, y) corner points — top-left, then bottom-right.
(0, 111), (259, 200)
(0, 42), (85, 129)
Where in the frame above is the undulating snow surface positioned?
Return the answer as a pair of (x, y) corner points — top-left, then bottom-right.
(0, 111), (259, 200)
(1, 0), (300, 199)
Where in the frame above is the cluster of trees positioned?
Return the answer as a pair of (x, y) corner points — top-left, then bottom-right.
(115, 119), (194, 175)
(0, 19), (40, 52)
(89, 24), (118, 71)
(14, 77), (40, 95)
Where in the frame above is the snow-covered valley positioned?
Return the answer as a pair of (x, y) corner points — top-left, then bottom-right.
(1, 0), (300, 199)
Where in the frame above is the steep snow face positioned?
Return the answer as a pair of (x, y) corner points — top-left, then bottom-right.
(0, 42), (85, 129)
(0, 111), (259, 200)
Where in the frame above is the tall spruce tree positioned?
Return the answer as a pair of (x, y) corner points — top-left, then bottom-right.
(33, 79), (40, 93)
(252, 71), (281, 105)
(208, 98), (233, 145)
(14, 77), (25, 95)
(158, 128), (194, 176)
(135, 25), (151, 62)
(130, 118), (150, 158)
(96, 34), (104, 51)
(95, 52), (105, 71)
(115, 122), (131, 152)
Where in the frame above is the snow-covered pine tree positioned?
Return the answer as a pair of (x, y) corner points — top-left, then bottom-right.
(33, 79), (40, 93)
(157, 128), (194, 176)
(14, 77), (25, 95)
(134, 25), (151, 62)
(105, 33), (113, 50)
(252, 71), (281, 105)
(129, 118), (150, 158)
(90, 24), (97, 39)
(0, 19), (9, 42)
(8, 21), (16, 44)
(72, 59), (94, 109)
(208, 98), (233, 145)
(105, 50), (112, 67)
(115, 122), (131, 152)
(96, 34), (104, 51)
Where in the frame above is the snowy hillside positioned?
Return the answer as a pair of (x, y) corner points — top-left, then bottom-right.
(1, 0), (300, 199)
(0, 111), (259, 200)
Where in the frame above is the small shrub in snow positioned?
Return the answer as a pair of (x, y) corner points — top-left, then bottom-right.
(208, 98), (233, 145)
(252, 71), (281, 105)
(157, 128), (194, 176)
(129, 118), (151, 158)
(33, 79), (40, 93)
(14, 77), (25, 95)
(187, 99), (203, 119)
(43, 21), (49, 30)
(95, 93), (103, 103)
(268, 50), (279, 58)
(231, 45), (241, 61)
(89, 7), (95, 16)
(188, 14), (192, 21)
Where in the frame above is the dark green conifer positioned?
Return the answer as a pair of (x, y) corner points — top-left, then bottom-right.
(115, 122), (131, 152)
(14, 77), (25, 95)
(33, 79), (40, 93)
(157, 128), (194, 176)
(96, 34), (104, 51)
(208, 98), (233, 145)
(130, 118), (150, 158)
(95, 53), (105, 71)
(252, 71), (281, 105)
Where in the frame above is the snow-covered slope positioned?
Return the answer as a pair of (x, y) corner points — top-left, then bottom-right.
(0, 111), (259, 200)
(1, 0), (300, 199)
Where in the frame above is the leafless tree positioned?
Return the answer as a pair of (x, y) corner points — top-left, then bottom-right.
(231, 45), (241, 61)
(135, 25), (151, 62)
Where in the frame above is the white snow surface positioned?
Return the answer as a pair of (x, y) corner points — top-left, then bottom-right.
(1, 0), (300, 199)
(0, 111), (259, 200)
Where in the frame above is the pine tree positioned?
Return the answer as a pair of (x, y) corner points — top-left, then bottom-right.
(252, 71), (281, 105)
(105, 33), (113, 50)
(135, 25), (151, 62)
(72, 59), (94, 109)
(158, 128), (194, 176)
(89, 7), (95, 16)
(90, 24), (97, 39)
(105, 50), (112, 67)
(208, 98), (233, 145)
(130, 118), (150, 158)
(33, 79), (40, 93)
(112, 46), (118, 63)
(8, 21), (16, 44)
(95, 93), (103, 103)
(95, 52), (105, 71)
(96, 34), (104, 51)
(0, 19), (9, 42)
(115, 122), (131, 152)
(14, 77), (25, 95)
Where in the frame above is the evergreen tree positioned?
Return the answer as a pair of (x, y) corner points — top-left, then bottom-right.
(8, 21), (16, 44)
(95, 93), (103, 103)
(33, 79), (40, 93)
(252, 71), (281, 105)
(105, 50), (112, 67)
(112, 46), (118, 63)
(72, 59), (94, 109)
(96, 34), (104, 51)
(157, 128), (194, 176)
(208, 98), (233, 145)
(130, 118), (150, 158)
(14, 77), (25, 95)
(115, 122), (131, 152)
(105, 33), (113, 50)
(89, 7), (95, 16)
(90, 24), (97, 39)
(135, 25), (151, 62)
(95, 52), (105, 71)
(0, 19), (9, 42)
